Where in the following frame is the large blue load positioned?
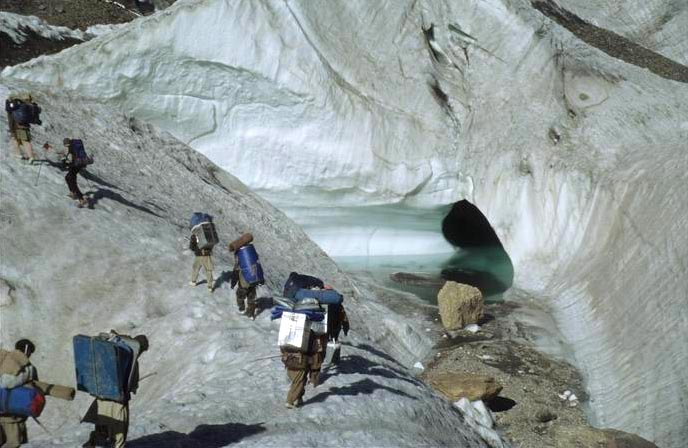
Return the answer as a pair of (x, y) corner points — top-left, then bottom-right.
(73, 335), (134, 403)
(294, 288), (343, 305)
(236, 244), (264, 285)
(190, 212), (212, 228)
(283, 272), (324, 299)
(0, 386), (45, 417)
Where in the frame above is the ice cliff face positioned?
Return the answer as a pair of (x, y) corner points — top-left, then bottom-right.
(0, 81), (494, 447)
(2, 0), (688, 446)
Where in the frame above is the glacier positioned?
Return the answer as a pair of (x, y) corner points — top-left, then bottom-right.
(2, 0), (688, 446)
(0, 81), (496, 447)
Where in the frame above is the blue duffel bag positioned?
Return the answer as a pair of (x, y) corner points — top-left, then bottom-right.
(294, 288), (343, 305)
(0, 386), (45, 417)
(236, 244), (265, 285)
(190, 212), (212, 228)
(73, 335), (134, 403)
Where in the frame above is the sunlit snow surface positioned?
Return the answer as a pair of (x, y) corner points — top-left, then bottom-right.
(0, 84), (494, 447)
(2, 0), (688, 445)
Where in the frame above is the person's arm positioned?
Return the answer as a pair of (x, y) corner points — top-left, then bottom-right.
(189, 235), (198, 252)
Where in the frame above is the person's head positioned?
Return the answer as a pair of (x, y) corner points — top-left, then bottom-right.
(15, 339), (36, 358)
(134, 335), (149, 354)
(63, 138), (71, 148)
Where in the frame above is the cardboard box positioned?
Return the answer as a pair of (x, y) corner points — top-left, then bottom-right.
(278, 311), (310, 351)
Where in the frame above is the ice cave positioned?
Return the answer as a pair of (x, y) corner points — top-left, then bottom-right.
(1, 0), (687, 447)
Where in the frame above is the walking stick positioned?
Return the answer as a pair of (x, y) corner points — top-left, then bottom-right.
(34, 162), (43, 186)
(32, 417), (52, 435)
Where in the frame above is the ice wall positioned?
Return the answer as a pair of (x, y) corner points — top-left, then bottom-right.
(2, 0), (688, 445)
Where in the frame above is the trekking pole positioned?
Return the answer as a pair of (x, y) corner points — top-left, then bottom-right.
(32, 417), (53, 436)
(34, 162), (43, 186)
(246, 354), (282, 363)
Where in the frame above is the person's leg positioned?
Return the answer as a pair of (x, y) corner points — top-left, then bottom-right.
(21, 141), (35, 161)
(236, 286), (247, 312)
(203, 255), (214, 290)
(0, 421), (26, 448)
(191, 256), (202, 284)
(8, 135), (22, 159)
(110, 403), (129, 448)
(286, 368), (308, 406)
(66, 168), (82, 199)
(73, 167), (84, 200)
(246, 286), (257, 318)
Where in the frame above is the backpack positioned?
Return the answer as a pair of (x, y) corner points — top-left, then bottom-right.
(10, 101), (41, 126)
(0, 386), (45, 418)
(5, 98), (22, 113)
(69, 139), (94, 167)
(283, 272), (324, 299)
(190, 212), (212, 228)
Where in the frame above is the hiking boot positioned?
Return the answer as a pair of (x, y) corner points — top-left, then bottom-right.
(285, 402), (295, 409)
(208, 287), (214, 293)
(236, 309), (246, 315)
(296, 398), (304, 407)
(28, 157), (36, 165)
(77, 198), (88, 208)
(67, 192), (77, 199)
(189, 281), (197, 287)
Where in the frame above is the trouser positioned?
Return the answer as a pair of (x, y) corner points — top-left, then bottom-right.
(191, 255), (214, 287)
(286, 368), (322, 404)
(236, 285), (257, 316)
(65, 166), (83, 200)
(9, 135), (35, 160)
(0, 420), (27, 448)
(85, 400), (129, 448)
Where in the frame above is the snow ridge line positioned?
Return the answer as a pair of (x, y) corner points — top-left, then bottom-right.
(531, 0), (688, 83)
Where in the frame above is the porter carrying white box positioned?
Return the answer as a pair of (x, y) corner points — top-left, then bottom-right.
(278, 311), (310, 352)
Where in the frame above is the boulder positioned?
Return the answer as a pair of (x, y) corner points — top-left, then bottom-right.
(428, 372), (502, 401)
(437, 281), (483, 330)
(604, 429), (658, 448)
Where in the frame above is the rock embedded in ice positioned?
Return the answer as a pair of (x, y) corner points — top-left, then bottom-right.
(465, 324), (481, 333)
(413, 362), (425, 371)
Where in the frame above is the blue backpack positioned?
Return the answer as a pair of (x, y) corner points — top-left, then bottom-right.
(69, 139), (94, 167)
(0, 386), (45, 418)
(190, 212), (213, 228)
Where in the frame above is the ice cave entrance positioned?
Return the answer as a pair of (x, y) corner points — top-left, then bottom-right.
(283, 200), (513, 303)
(440, 200), (514, 300)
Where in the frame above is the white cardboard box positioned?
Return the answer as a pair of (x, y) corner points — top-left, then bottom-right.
(278, 311), (310, 351)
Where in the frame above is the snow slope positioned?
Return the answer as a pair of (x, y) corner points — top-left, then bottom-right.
(0, 81), (495, 447)
(2, 0), (688, 445)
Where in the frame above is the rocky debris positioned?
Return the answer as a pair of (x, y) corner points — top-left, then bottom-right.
(437, 281), (483, 330)
(454, 398), (508, 448)
(424, 294), (603, 447)
(550, 425), (659, 448)
(427, 372), (502, 401)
